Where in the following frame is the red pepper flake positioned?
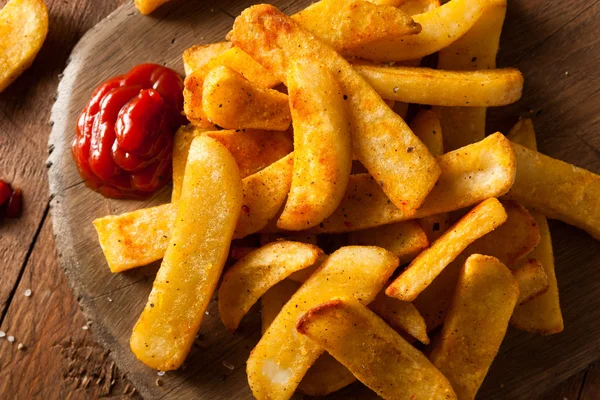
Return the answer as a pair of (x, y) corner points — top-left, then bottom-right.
(242, 205), (250, 214)
(343, 221), (353, 228)
(0, 181), (11, 205)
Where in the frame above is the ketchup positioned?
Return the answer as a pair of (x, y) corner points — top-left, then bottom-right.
(0, 180), (22, 219)
(72, 64), (187, 199)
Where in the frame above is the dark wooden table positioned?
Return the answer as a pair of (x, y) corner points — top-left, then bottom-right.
(0, 0), (598, 398)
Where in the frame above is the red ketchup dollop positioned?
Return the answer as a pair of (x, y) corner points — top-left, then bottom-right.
(72, 64), (187, 199)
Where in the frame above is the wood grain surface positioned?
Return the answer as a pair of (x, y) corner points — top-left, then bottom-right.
(0, 0), (597, 398)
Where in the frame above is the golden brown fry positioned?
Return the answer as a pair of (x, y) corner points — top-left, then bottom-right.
(205, 129), (293, 178)
(513, 259), (548, 305)
(507, 118), (563, 334)
(415, 200), (540, 331)
(130, 136), (242, 370)
(354, 65), (522, 106)
(278, 59), (351, 230)
(410, 109), (443, 157)
(173, 126), (292, 202)
(219, 241), (322, 331)
(297, 298), (457, 400)
(246, 246), (399, 400)
(386, 198), (507, 302)
(434, 0), (506, 151)
(260, 279), (356, 396)
(369, 291), (429, 344)
(292, 0), (420, 53)
(397, 0), (440, 15)
(94, 153), (293, 272)
(183, 47), (279, 127)
(93, 203), (175, 273)
(308, 132), (515, 233)
(202, 66), (291, 131)
(511, 213), (563, 333)
(430, 254), (519, 400)
(410, 109), (449, 242)
(235, 153), (294, 239)
(172, 125), (213, 203)
(344, 0), (488, 62)
(228, 4), (440, 213)
(506, 142), (600, 240)
(182, 42), (232, 76)
(261, 279), (300, 334)
(134, 0), (169, 14)
(347, 220), (429, 264)
(0, 0), (48, 92)
(507, 118), (537, 150)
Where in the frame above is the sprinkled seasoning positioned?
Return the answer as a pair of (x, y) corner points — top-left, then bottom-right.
(7, 336), (15, 343)
(17, 343), (25, 350)
(0, 331), (5, 338)
(222, 361), (235, 370)
(157, 371), (165, 377)
(82, 325), (89, 331)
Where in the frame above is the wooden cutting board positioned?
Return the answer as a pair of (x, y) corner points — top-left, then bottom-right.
(47, 0), (600, 399)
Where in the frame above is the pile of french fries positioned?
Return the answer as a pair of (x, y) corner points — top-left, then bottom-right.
(94, 0), (600, 398)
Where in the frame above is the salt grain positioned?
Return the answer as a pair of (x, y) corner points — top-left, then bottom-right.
(156, 379), (163, 387)
(222, 361), (235, 370)
(82, 326), (89, 331)
(107, 297), (113, 302)
(7, 336), (15, 343)
(565, 71), (569, 76)
(24, 289), (32, 297)
(17, 343), (25, 350)
(157, 371), (165, 377)
(205, 311), (209, 316)
(0, 331), (5, 338)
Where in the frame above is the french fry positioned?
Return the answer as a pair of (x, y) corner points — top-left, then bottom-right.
(174, 126), (292, 203)
(261, 279), (300, 334)
(182, 42), (232, 76)
(415, 200), (540, 330)
(506, 142), (600, 240)
(469, 200), (540, 266)
(228, 4), (441, 213)
(219, 241), (322, 331)
(369, 291), (429, 344)
(410, 109), (450, 242)
(278, 59), (352, 230)
(261, 279), (357, 396)
(0, 0), (48, 93)
(292, 0), (421, 53)
(202, 66), (291, 131)
(507, 118), (563, 334)
(309, 132), (515, 233)
(513, 259), (548, 305)
(354, 65), (522, 107)
(386, 198), (507, 302)
(410, 109), (443, 157)
(93, 203), (175, 273)
(94, 153), (292, 272)
(205, 129), (293, 178)
(297, 353), (357, 396)
(507, 118), (537, 150)
(347, 220), (429, 264)
(130, 136), (242, 370)
(134, 0), (168, 14)
(234, 153), (294, 239)
(183, 47), (279, 127)
(429, 254), (519, 400)
(297, 298), (457, 400)
(433, 0), (506, 151)
(246, 246), (399, 399)
(511, 213), (564, 333)
(397, 0), (440, 15)
(343, 0), (489, 62)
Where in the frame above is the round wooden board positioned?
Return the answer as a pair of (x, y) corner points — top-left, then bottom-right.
(48, 1), (600, 399)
